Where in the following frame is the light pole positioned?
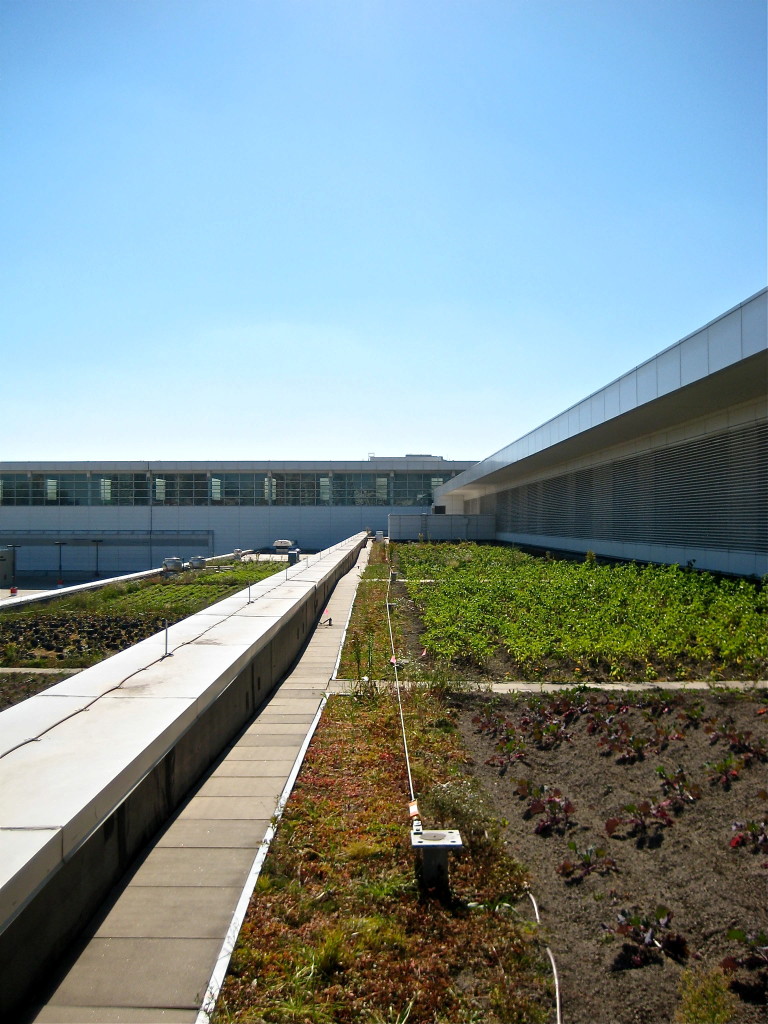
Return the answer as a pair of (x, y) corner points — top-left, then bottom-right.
(8, 544), (18, 594)
(55, 541), (66, 586)
(92, 539), (103, 578)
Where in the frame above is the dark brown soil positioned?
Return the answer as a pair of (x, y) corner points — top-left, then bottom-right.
(454, 688), (768, 1024)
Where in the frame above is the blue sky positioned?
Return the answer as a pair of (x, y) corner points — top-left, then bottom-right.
(2, 0), (765, 462)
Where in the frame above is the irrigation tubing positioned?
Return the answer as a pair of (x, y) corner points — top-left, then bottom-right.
(526, 888), (563, 1024)
(384, 566), (416, 805)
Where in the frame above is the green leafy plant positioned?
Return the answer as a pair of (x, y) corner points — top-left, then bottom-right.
(392, 543), (768, 682)
(557, 841), (617, 882)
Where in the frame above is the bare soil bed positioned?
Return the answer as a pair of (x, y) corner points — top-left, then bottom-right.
(454, 687), (768, 1024)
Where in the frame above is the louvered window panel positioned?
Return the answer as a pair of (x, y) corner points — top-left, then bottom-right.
(493, 422), (767, 552)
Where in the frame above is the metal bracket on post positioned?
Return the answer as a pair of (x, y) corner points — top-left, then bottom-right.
(411, 827), (463, 893)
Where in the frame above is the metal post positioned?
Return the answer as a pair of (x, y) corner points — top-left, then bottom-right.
(411, 828), (463, 898)
(92, 539), (103, 578)
(9, 545), (17, 591)
(55, 541), (66, 586)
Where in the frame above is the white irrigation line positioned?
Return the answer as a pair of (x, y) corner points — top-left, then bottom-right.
(526, 888), (563, 1024)
(385, 571), (417, 805)
(196, 694), (328, 1024)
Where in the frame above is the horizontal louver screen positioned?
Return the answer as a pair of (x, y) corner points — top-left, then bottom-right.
(489, 421), (768, 552)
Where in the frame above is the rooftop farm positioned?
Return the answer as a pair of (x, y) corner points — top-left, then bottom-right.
(0, 559), (286, 674)
(393, 543), (767, 682)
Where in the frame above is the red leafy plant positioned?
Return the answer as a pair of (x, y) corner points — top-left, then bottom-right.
(605, 799), (675, 845)
(655, 765), (702, 810)
(720, 928), (768, 1005)
(604, 905), (689, 970)
(721, 928), (768, 971)
(516, 779), (576, 836)
(729, 791), (768, 853)
(706, 752), (743, 789)
(484, 734), (528, 771)
(597, 719), (649, 763)
(729, 819), (768, 852)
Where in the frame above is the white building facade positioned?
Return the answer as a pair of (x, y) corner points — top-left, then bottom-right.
(437, 290), (768, 577)
(0, 456), (472, 578)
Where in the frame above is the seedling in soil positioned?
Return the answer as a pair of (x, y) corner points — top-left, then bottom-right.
(521, 784), (576, 836)
(676, 700), (706, 730)
(720, 929), (768, 1007)
(721, 929), (768, 970)
(725, 729), (768, 766)
(557, 841), (617, 882)
(647, 722), (685, 754)
(729, 819), (768, 852)
(656, 765), (702, 809)
(484, 734), (527, 771)
(706, 753), (742, 789)
(598, 720), (648, 764)
(518, 696), (577, 749)
(605, 905), (689, 970)
(605, 800), (674, 839)
(471, 709), (510, 740)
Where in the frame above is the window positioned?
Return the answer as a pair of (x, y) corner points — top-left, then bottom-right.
(0, 474), (30, 505)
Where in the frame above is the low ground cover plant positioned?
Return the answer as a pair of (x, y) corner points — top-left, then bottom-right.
(0, 670), (73, 710)
(214, 689), (551, 1023)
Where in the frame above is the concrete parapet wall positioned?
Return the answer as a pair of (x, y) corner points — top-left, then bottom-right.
(388, 513), (496, 542)
(0, 533), (366, 1017)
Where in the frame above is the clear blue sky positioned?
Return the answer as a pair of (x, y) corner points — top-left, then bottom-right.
(2, 0), (765, 462)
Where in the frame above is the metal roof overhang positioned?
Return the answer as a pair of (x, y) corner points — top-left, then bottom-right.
(442, 349), (768, 502)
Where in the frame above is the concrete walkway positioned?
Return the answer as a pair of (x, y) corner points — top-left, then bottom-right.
(27, 545), (370, 1024)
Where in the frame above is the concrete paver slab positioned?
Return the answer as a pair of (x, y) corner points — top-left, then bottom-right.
(239, 721), (314, 734)
(210, 759), (295, 777)
(43, 937), (222, 1008)
(246, 713), (315, 724)
(225, 743), (304, 760)
(33, 1007), (197, 1022)
(128, 847), (255, 887)
(262, 700), (325, 716)
(273, 687), (327, 698)
(233, 733), (309, 749)
(155, 818), (270, 849)
(196, 776), (284, 798)
(181, 796), (279, 820)
(94, 886), (242, 939)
